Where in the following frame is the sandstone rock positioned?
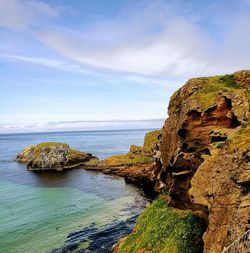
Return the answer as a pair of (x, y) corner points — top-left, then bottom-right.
(115, 70), (250, 253)
(16, 142), (98, 171)
(157, 70), (250, 252)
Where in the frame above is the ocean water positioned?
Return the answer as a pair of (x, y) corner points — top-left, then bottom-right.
(0, 129), (153, 253)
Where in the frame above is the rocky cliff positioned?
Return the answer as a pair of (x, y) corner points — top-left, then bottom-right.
(16, 142), (98, 171)
(114, 70), (250, 253)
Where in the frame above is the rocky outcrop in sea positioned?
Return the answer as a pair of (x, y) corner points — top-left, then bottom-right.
(16, 142), (98, 171)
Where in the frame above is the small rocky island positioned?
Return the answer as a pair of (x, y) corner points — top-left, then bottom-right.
(16, 142), (98, 171)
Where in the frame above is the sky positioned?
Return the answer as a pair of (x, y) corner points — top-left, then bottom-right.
(1, 0), (250, 133)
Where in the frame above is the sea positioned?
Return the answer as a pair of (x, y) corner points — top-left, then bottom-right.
(0, 129), (154, 253)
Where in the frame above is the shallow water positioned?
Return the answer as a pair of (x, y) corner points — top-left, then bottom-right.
(0, 129), (152, 253)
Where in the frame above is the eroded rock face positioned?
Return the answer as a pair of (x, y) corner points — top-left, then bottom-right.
(190, 130), (250, 253)
(16, 142), (98, 171)
(157, 71), (250, 252)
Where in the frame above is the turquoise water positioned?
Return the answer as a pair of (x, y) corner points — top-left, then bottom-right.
(0, 129), (152, 253)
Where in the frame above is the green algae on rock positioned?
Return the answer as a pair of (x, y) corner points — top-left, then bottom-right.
(16, 142), (98, 171)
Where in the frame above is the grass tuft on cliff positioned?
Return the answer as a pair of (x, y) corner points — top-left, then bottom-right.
(184, 71), (249, 110)
(116, 195), (206, 253)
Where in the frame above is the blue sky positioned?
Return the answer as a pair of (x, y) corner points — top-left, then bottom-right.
(1, 0), (250, 133)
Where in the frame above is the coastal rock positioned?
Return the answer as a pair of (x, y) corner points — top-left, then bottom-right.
(158, 71), (250, 252)
(92, 129), (162, 191)
(16, 142), (98, 171)
(115, 71), (250, 253)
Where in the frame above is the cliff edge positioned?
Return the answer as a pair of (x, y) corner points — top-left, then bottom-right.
(115, 70), (250, 253)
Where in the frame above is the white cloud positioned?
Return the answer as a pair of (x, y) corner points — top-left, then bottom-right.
(1, 0), (250, 80)
(35, 0), (250, 78)
(38, 16), (212, 77)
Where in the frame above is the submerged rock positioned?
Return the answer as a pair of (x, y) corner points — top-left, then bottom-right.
(16, 142), (98, 171)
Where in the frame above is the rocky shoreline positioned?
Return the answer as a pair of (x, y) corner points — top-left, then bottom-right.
(16, 130), (162, 193)
(15, 70), (250, 253)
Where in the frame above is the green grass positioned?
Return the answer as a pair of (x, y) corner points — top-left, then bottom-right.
(36, 142), (69, 149)
(189, 73), (245, 110)
(117, 196), (206, 253)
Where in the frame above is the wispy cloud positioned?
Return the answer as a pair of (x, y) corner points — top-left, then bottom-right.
(0, 119), (164, 134)
(2, 0), (250, 78)
(36, 0), (250, 78)
(0, 53), (92, 74)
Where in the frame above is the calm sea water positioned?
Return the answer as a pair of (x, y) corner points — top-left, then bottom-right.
(0, 129), (153, 253)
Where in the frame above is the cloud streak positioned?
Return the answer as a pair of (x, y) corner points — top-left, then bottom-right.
(0, 119), (165, 134)
(36, 0), (250, 78)
(2, 0), (250, 78)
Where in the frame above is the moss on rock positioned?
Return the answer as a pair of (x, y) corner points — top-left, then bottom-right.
(116, 195), (206, 253)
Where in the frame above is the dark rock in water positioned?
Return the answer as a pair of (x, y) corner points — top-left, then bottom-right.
(16, 142), (98, 171)
(48, 215), (138, 253)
